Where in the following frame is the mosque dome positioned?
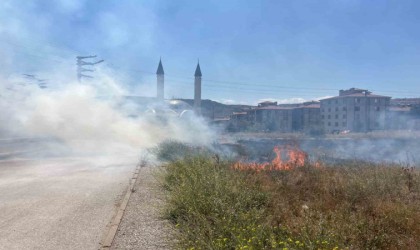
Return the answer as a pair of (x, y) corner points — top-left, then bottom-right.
(165, 100), (192, 113)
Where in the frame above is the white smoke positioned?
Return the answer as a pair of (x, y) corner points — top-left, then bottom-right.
(0, 73), (215, 159)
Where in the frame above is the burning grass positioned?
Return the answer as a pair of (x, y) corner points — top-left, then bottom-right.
(232, 145), (308, 171)
(158, 142), (420, 249)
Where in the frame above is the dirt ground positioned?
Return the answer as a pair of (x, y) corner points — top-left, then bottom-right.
(110, 165), (175, 250)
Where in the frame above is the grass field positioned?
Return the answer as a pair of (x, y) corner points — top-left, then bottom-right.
(156, 141), (420, 250)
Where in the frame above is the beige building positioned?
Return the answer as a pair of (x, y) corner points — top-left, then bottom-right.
(320, 88), (390, 133)
(292, 102), (321, 133)
(253, 106), (293, 132)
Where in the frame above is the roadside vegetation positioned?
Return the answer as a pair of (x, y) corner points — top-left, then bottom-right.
(156, 141), (420, 250)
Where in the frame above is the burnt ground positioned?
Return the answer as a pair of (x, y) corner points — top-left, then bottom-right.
(235, 137), (420, 165)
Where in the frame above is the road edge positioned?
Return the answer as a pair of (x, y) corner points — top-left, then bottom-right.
(100, 161), (143, 249)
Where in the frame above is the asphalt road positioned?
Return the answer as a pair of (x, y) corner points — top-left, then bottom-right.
(0, 138), (138, 250)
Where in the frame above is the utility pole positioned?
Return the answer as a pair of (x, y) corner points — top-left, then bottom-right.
(76, 55), (104, 82)
(23, 74), (48, 89)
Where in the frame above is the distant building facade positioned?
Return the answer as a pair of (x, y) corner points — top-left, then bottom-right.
(292, 102), (322, 134)
(149, 59), (416, 134)
(253, 106), (293, 132)
(320, 88), (390, 133)
(224, 101), (322, 133)
(229, 112), (252, 131)
(387, 98), (420, 130)
(386, 106), (412, 130)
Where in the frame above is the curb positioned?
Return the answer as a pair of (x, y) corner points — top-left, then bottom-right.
(100, 161), (143, 249)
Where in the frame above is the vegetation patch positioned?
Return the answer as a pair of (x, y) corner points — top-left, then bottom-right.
(157, 141), (420, 249)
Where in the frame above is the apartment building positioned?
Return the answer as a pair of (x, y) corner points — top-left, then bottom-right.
(292, 102), (322, 133)
(320, 88), (390, 133)
(254, 106), (293, 132)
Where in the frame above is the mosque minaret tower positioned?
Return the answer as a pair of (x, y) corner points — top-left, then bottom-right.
(156, 58), (164, 101)
(194, 61), (202, 115)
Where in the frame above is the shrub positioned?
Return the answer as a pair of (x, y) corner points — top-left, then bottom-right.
(158, 143), (420, 249)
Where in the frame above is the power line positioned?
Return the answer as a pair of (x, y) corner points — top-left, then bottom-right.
(164, 79), (327, 94)
(121, 67), (420, 96)
(131, 68), (337, 91)
(162, 77), (420, 97)
(3, 49), (419, 97)
(3, 40), (72, 64)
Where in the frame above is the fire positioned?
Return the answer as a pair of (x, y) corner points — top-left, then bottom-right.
(233, 146), (308, 171)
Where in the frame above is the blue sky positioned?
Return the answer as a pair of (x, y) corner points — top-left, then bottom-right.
(1, 0), (420, 104)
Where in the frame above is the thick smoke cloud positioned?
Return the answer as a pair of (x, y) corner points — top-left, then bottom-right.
(237, 137), (420, 166)
(0, 73), (214, 160)
(0, 0), (215, 161)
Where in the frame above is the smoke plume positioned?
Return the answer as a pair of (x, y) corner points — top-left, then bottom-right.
(0, 73), (214, 160)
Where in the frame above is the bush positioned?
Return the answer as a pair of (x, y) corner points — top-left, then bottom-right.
(158, 143), (420, 249)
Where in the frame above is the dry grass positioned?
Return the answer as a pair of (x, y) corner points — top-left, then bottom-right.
(264, 164), (419, 249)
(157, 142), (420, 249)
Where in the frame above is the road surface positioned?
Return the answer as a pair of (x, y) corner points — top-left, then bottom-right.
(0, 138), (138, 250)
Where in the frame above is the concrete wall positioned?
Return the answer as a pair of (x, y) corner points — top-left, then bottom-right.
(256, 109), (293, 132)
(292, 107), (321, 133)
(321, 96), (390, 133)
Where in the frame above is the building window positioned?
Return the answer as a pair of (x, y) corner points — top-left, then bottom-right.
(343, 114), (346, 118)
(342, 121), (347, 126)
(321, 115), (324, 119)
(335, 107), (339, 111)
(327, 115), (331, 119)
(335, 114), (338, 119)
(355, 106), (360, 111)
(328, 108), (331, 112)
(343, 107), (347, 111)
(328, 100), (331, 104)
(375, 107), (380, 111)
(335, 100), (338, 104)
(328, 122), (331, 126)
(355, 98), (360, 103)
(374, 98), (378, 103)
(335, 122), (338, 127)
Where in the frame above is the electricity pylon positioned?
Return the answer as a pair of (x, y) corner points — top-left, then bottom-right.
(22, 74), (48, 89)
(76, 55), (104, 82)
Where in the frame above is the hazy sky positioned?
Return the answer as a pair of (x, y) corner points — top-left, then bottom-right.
(1, 0), (420, 104)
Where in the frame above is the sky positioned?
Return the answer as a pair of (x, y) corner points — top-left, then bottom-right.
(1, 0), (420, 105)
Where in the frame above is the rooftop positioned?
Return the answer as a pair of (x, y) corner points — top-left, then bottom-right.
(391, 98), (420, 105)
(296, 103), (320, 109)
(389, 106), (411, 112)
(259, 101), (277, 104)
(255, 106), (294, 110)
(321, 93), (390, 100)
(232, 112), (248, 115)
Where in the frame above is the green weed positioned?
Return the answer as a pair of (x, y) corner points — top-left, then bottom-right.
(158, 142), (420, 249)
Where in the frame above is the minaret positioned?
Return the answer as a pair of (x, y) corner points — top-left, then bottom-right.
(194, 61), (202, 115)
(156, 58), (164, 101)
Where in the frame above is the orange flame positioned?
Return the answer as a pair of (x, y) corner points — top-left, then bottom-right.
(232, 146), (308, 171)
